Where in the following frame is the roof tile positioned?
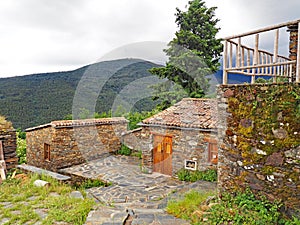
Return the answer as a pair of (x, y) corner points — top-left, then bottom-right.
(142, 98), (217, 129)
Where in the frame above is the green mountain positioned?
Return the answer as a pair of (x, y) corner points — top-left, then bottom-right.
(0, 59), (162, 130)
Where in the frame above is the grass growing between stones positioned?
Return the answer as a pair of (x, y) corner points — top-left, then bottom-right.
(167, 190), (216, 222)
(167, 189), (300, 225)
(0, 173), (95, 225)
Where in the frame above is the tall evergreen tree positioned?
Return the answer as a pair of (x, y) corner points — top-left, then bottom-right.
(150, 0), (222, 104)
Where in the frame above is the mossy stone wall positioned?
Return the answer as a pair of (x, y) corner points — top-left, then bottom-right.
(217, 83), (300, 214)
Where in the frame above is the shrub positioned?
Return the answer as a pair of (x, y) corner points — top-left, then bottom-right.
(117, 144), (132, 156)
(208, 190), (289, 225)
(16, 131), (26, 164)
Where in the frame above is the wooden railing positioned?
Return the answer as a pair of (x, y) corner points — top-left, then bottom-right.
(223, 19), (300, 84)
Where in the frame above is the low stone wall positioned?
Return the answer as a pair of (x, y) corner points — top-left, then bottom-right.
(217, 83), (300, 214)
(0, 130), (18, 170)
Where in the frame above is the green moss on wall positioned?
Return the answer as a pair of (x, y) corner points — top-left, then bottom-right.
(228, 84), (300, 163)
(219, 83), (300, 214)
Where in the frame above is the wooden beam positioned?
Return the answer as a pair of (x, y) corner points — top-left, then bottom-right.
(227, 60), (296, 71)
(229, 70), (291, 77)
(229, 42), (233, 68)
(273, 29), (279, 82)
(241, 46), (245, 70)
(252, 34), (259, 83)
(237, 38), (241, 68)
(223, 40), (228, 84)
(223, 19), (300, 40)
(289, 64), (293, 82)
(0, 141), (6, 180)
(247, 49), (251, 73)
(227, 39), (289, 60)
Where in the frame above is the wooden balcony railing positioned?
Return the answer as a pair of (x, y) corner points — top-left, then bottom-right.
(222, 19), (300, 84)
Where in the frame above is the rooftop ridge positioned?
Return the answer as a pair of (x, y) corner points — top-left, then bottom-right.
(26, 117), (128, 131)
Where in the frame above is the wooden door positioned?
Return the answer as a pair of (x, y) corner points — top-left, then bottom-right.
(153, 135), (172, 176)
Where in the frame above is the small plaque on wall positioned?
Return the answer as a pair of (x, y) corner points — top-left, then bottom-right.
(185, 160), (197, 171)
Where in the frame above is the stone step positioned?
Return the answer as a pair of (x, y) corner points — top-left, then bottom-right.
(17, 164), (71, 182)
(84, 206), (190, 225)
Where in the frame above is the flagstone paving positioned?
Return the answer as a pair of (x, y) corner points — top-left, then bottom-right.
(60, 155), (217, 224)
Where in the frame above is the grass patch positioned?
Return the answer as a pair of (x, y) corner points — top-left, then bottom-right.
(167, 189), (300, 225)
(177, 168), (217, 182)
(73, 179), (109, 189)
(117, 144), (142, 159)
(0, 173), (95, 225)
(167, 190), (216, 223)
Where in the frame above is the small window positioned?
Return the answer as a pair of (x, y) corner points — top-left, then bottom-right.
(44, 143), (51, 161)
(208, 142), (218, 164)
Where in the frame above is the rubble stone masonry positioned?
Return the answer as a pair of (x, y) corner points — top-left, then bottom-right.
(0, 130), (18, 170)
(26, 118), (128, 171)
(217, 83), (300, 215)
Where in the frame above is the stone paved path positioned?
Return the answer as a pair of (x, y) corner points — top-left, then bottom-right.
(60, 155), (217, 224)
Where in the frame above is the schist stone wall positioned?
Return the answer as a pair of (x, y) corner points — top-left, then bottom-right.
(122, 126), (217, 175)
(26, 118), (128, 171)
(217, 83), (300, 214)
(0, 130), (18, 170)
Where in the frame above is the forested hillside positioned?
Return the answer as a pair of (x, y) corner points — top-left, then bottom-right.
(0, 59), (161, 129)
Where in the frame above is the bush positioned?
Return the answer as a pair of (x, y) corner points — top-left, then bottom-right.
(16, 131), (26, 164)
(208, 190), (292, 225)
(124, 109), (160, 130)
(177, 168), (217, 182)
(117, 144), (132, 156)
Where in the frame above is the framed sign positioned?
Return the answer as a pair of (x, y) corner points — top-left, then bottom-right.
(185, 160), (197, 171)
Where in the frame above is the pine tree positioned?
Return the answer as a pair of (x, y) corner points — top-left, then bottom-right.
(150, 0), (222, 103)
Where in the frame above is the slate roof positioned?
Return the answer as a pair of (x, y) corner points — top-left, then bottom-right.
(26, 117), (128, 131)
(142, 98), (217, 129)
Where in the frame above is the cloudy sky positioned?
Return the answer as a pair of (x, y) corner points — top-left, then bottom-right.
(0, 0), (299, 77)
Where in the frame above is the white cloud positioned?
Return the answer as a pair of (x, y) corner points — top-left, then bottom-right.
(0, 0), (299, 77)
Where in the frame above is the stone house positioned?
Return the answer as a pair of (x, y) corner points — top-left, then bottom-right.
(26, 117), (128, 171)
(122, 98), (218, 176)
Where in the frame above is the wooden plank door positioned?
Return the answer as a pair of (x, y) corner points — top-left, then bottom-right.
(153, 135), (172, 176)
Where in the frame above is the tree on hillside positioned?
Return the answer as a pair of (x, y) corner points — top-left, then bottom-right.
(0, 116), (13, 131)
(150, 0), (223, 108)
